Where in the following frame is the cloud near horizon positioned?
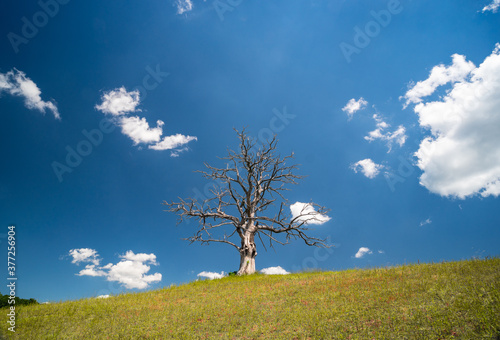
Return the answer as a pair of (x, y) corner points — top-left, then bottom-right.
(197, 271), (225, 280)
(407, 44), (500, 198)
(95, 87), (197, 155)
(69, 248), (162, 289)
(197, 266), (290, 279)
(0, 68), (60, 119)
(354, 247), (373, 258)
(260, 266), (290, 275)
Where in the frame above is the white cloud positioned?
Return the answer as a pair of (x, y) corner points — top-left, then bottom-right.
(97, 295), (110, 299)
(364, 114), (407, 152)
(411, 44), (500, 198)
(176, 0), (193, 14)
(197, 271), (225, 280)
(483, 0), (500, 12)
(118, 116), (164, 145)
(377, 250), (385, 254)
(170, 147), (189, 158)
(260, 266), (290, 275)
(76, 264), (107, 277)
(342, 97), (368, 119)
(69, 249), (162, 290)
(0, 68), (60, 119)
(355, 247), (372, 258)
(69, 248), (101, 266)
(120, 250), (158, 264)
(95, 87), (140, 116)
(402, 54), (475, 108)
(351, 158), (384, 179)
(148, 133), (198, 151)
(419, 218), (432, 227)
(290, 202), (331, 225)
(95, 87), (197, 154)
(107, 259), (162, 290)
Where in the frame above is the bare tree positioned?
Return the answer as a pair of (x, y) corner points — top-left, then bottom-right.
(164, 129), (330, 275)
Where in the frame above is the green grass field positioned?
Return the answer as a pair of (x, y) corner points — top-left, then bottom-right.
(2, 258), (499, 339)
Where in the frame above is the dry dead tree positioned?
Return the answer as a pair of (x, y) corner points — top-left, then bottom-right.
(164, 129), (330, 275)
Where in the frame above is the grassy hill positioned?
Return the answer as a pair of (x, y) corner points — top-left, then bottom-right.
(2, 258), (499, 339)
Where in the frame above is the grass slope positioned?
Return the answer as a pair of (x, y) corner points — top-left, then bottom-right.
(2, 258), (499, 339)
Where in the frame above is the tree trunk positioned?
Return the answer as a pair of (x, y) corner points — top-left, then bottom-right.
(237, 231), (257, 275)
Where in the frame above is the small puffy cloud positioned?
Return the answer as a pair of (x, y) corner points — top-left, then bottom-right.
(97, 295), (110, 299)
(364, 114), (407, 152)
(260, 266), (290, 275)
(95, 87), (140, 116)
(351, 159), (384, 179)
(148, 133), (198, 151)
(0, 68), (60, 119)
(118, 116), (164, 145)
(69, 249), (162, 290)
(482, 0), (500, 12)
(342, 97), (368, 118)
(354, 247), (372, 258)
(290, 202), (331, 225)
(402, 54), (475, 107)
(411, 44), (500, 198)
(197, 271), (225, 280)
(76, 264), (107, 277)
(419, 218), (432, 227)
(69, 248), (101, 266)
(378, 250), (385, 254)
(176, 0), (193, 14)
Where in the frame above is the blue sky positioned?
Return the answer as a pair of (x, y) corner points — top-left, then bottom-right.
(1, 0), (499, 302)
